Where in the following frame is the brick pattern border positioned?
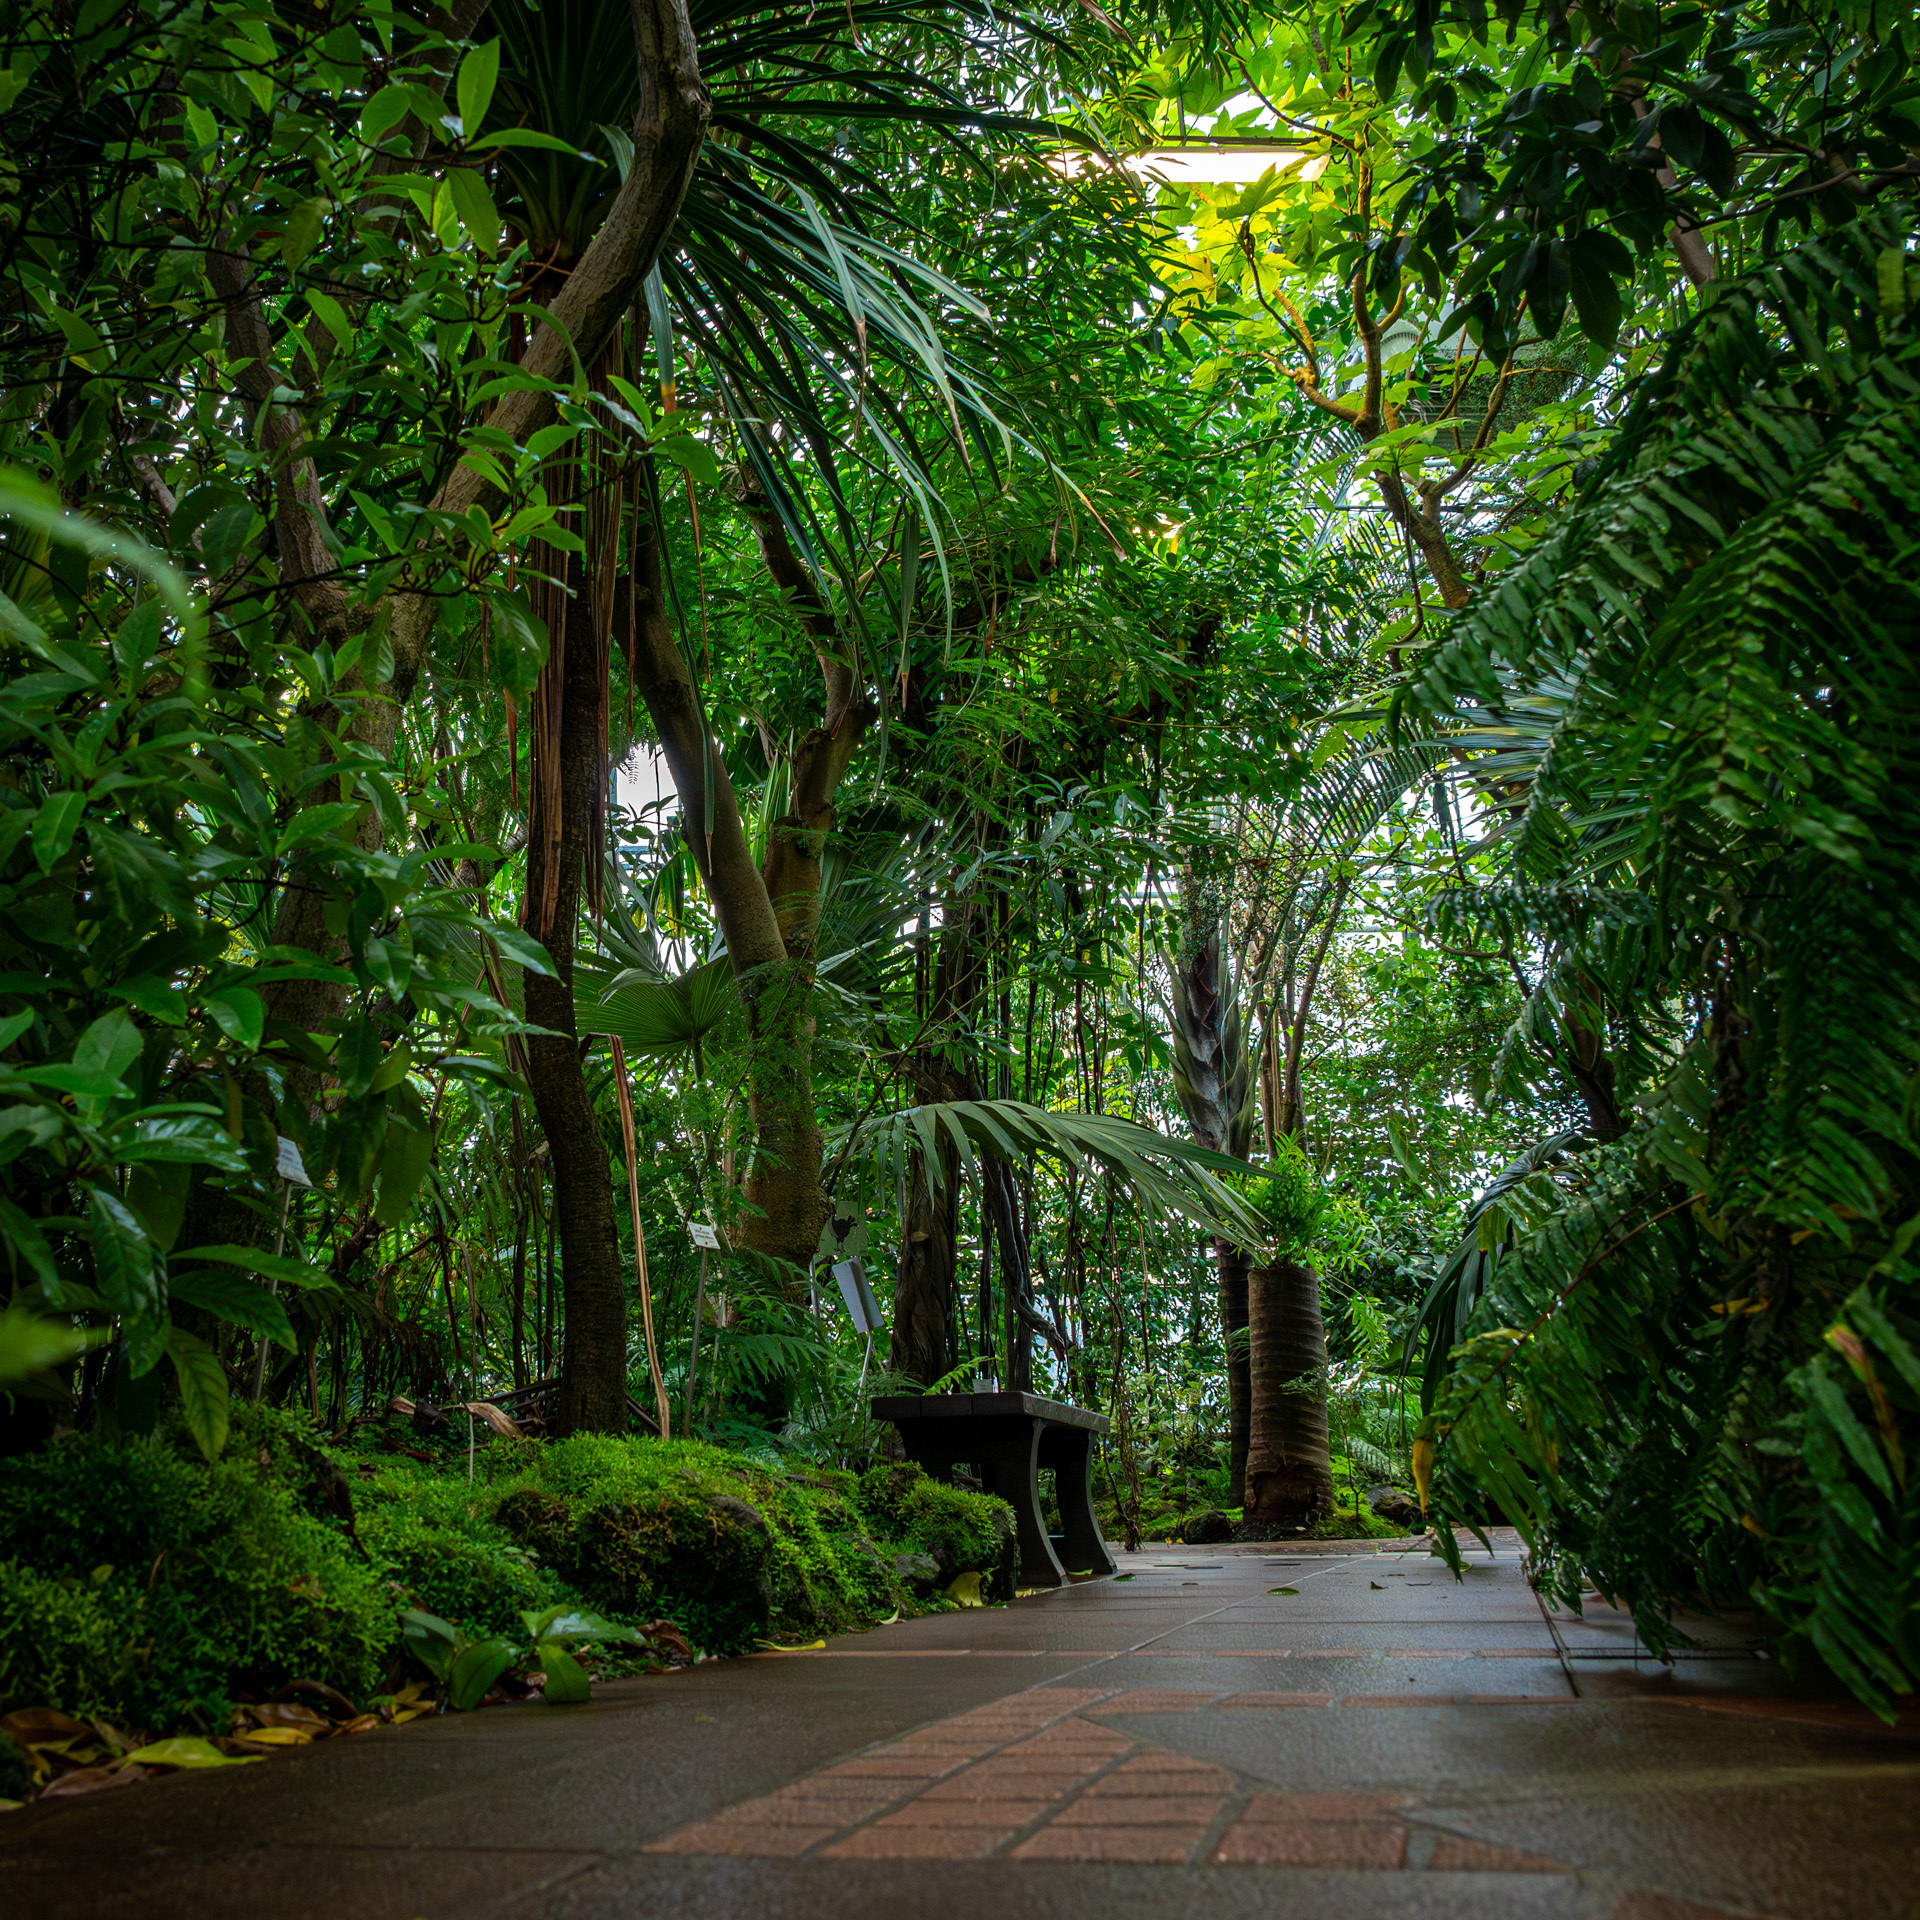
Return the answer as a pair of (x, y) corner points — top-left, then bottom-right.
(643, 1689), (1580, 1869)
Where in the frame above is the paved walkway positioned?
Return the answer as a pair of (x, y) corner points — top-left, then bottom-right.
(8, 1536), (1916, 1918)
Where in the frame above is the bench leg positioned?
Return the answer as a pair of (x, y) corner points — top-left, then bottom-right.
(979, 1418), (1064, 1588)
(1041, 1426), (1117, 1576)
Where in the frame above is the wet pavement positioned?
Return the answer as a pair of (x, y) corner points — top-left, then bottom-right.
(6, 1533), (1916, 1918)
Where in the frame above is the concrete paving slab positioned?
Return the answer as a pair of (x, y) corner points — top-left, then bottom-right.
(3, 1541), (1909, 1919)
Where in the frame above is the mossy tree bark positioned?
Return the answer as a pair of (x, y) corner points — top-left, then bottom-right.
(624, 497), (874, 1275)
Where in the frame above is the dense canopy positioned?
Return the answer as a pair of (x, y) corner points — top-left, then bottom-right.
(1, 0), (1916, 1729)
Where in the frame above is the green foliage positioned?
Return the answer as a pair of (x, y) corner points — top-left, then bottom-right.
(0, 470), (533, 1457)
(0, 1424), (393, 1728)
(399, 1603), (644, 1710)
(1406, 207), (1920, 1716)
(357, 1471), (570, 1638)
(359, 1435), (1015, 1653)
(858, 1463), (1017, 1596)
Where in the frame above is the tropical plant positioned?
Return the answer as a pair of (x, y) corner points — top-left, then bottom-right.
(1403, 205), (1920, 1716)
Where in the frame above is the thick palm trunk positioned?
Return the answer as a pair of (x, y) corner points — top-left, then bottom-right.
(1244, 1260), (1333, 1528)
(1217, 1239), (1252, 1506)
(524, 593), (629, 1435)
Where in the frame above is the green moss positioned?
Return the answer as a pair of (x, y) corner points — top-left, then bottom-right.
(0, 1421), (1019, 1729)
(0, 1421), (394, 1729)
(856, 1463), (1017, 1598)
(355, 1437), (1016, 1654)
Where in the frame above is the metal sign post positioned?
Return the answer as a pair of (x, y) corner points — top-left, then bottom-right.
(685, 1220), (723, 1431)
(250, 1137), (312, 1400)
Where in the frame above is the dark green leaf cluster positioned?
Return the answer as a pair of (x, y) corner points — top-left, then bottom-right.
(1404, 204), (1920, 1715)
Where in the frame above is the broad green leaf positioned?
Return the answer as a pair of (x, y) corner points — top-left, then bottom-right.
(31, 790), (84, 871)
(536, 1644), (591, 1705)
(456, 39), (501, 139)
(656, 432), (722, 488)
(305, 289), (351, 345)
(488, 924), (555, 977)
(168, 1269), (295, 1349)
(374, 1116), (434, 1228)
(277, 801), (363, 854)
(173, 1245), (333, 1289)
(167, 1327), (229, 1459)
(484, 129), (588, 153)
(449, 1637), (517, 1711)
(88, 1184), (162, 1319)
(281, 197), (328, 273)
(74, 1008), (143, 1089)
(400, 1609), (461, 1681)
(117, 1114), (250, 1171)
(360, 84), (413, 144)
(446, 166), (500, 254)
(204, 986), (265, 1052)
(0, 1303), (100, 1386)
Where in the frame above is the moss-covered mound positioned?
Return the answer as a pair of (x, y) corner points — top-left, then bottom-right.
(355, 1434), (1018, 1649)
(0, 1413), (1014, 1732)
(0, 1420), (394, 1730)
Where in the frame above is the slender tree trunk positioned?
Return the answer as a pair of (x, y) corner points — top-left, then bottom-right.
(1217, 1238), (1251, 1507)
(524, 592), (629, 1435)
(1244, 1260), (1333, 1528)
(891, 1144), (957, 1385)
(623, 503), (873, 1274)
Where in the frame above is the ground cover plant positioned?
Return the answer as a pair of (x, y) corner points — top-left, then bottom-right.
(2, 0), (1915, 1785)
(0, 1406), (1011, 1763)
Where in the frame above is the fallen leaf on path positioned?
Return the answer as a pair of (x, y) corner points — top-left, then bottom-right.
(338, 1714), (381, 1735)
(39, 1765), (145, 1799)
(947, 1572), (984, 1607)
(231, 1728), (312, 1748)
(123, 1737), (262, 1770)
(1372, 1581), (1386, 1590)
(244, 1703), (331, 1732)
(1, 1709), (88, 1744)
(757, 1639), (827, 1653)
(1268, 1587), (1299, 1595)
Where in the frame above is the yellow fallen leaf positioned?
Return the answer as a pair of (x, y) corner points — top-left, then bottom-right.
(123, 1737), (261, 1770)
(947, 1572), (984, 1607)
(756, 1639), (826, 1653)
(236, 1727), (312, 1747)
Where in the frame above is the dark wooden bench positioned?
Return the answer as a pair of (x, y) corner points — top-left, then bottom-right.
(871, 1391), (1118, 1588)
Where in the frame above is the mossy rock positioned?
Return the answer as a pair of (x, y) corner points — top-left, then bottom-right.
(855, 1464), (1016, 1601)
(573, 1491), (774, 1646)
(494, 1489), (573, 1561)
(1167, 1508), (1234, 1545)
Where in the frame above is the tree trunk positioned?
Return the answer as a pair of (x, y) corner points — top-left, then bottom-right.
(1244, 1260), (1333, 1529)
(1217, 1238), (1251, 1507)
(891, 1143), (957, 1385)
(624, 498), (877, 1275)
(524, 592), (629, 1436)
